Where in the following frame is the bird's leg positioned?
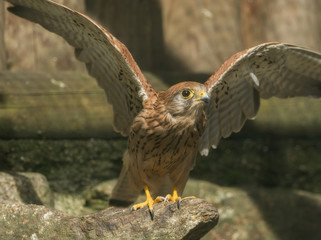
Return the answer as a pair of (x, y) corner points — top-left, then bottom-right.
(165, 187), (195, 209)
(131, 185), (163, 220)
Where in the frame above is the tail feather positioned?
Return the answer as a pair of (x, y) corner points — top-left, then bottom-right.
(109, 165), (140, 207)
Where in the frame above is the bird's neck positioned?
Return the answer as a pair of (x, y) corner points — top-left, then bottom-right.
(163, 105), (207, 135)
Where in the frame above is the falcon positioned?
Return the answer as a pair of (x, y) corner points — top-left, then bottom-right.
(6, 0), (321, 219)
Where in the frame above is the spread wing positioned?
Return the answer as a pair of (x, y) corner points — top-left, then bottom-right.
(199, 42), (321, 156)
(7, 0), (157, 136)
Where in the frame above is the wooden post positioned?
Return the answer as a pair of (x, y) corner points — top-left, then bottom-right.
(85, 0), (165, 72)
(0, 0), (6, 70)
(241, 0), (321, 51)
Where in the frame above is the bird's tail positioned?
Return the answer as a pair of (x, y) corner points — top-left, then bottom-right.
(109, 165), (141, 207)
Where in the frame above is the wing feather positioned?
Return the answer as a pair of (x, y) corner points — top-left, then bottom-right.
(199, 43), (321, 156)
(7, 0), (157, 136)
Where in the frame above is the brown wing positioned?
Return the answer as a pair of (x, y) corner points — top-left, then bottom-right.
(199, 42), (321, 156)
(7, 0), (157, 136)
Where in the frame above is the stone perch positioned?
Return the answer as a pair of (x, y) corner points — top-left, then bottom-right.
(0, 198), (219, 240)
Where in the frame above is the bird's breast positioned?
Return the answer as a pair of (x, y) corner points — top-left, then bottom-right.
(127, 108), (206, 176)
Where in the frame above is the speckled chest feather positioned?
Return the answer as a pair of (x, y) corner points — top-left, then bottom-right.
(127, 102), (207, 179)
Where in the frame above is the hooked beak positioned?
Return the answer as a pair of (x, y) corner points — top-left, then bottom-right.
(196, 92), (210, 104)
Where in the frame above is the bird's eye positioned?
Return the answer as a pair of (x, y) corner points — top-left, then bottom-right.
(181, 89), (194, 99)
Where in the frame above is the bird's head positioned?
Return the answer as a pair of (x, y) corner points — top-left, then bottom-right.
(159, 81), (210, 120)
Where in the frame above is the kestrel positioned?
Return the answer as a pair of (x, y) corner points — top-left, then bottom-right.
(7, 0), (321, 219)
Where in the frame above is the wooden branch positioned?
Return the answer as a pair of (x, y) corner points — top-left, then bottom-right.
(0, 198), (219, 239)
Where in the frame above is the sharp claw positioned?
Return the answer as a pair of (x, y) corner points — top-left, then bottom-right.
(130, 206), (135, 212)
(177, 198), (181, 209)
(149, 209), (154, 220)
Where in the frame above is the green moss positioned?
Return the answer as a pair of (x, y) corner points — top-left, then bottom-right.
(1, 137), (320, 195)
(0, 139), (126, 193)
(192, 138), (321, 193)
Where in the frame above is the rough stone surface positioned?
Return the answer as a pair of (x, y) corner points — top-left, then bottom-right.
(0, 197), (219, 240)
(0, 172), (53, 207)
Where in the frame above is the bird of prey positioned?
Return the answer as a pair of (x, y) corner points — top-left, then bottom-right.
(6, 0), (321, 219)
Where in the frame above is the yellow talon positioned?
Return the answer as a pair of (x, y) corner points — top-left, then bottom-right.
(165, 187), (195, 209)
(131, 186), (195, 219)
(131, 186), (163, 220)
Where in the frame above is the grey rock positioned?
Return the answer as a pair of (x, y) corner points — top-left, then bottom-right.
(0, 172), (53, 207)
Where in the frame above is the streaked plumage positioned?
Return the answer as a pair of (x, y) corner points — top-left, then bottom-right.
(6, 0), (321, 217)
